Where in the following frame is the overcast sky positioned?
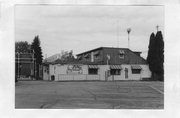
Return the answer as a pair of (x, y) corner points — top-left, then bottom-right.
(15, 5), (164, 59)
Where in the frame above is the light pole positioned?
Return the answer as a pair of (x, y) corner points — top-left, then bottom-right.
(127, 28), (131, 49)
(17, 52), (19, 78)
(117, 20), (119, 48)
(32, 49), (35, 80)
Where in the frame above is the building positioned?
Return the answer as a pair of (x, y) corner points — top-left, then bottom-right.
(43, 47), (151, 81)
(15, 53), (35, 80)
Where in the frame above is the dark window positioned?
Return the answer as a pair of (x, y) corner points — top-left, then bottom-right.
(84, 54), (90, 59)
(119, 54), (124, 59)
(110, 69), (121, 75)
(88, 68), (98, 75)
(94, 55), (100, 60)
(77, 56), (82, 60)
(119, 50), (125, 59)
(132, 69), (141, 74)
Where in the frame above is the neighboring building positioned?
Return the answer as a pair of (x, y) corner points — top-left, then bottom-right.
(43, 53), (61, 63)
(15, 53), (35, 80)
(43, 47), (151, 81)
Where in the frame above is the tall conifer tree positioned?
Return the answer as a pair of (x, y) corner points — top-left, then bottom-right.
(155, 31), (164, 81)
(147, 33), (156, 80)
(31, 35), (43, 79)
(147, 31), (164, 81)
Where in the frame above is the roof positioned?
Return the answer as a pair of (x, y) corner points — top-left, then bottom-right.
(76, 47), (129, 56)
(43, 58), (104, 65)
(76, 46), (147, 64)
(43, 47), (147, 65)
(43, 53), (61, 63)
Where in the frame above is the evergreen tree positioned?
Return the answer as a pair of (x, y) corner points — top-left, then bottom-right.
(154, 31), (164, 81)
(31, 35), (43, 80)
(147, 33), (156, 80)
(147, 31), (164, 81)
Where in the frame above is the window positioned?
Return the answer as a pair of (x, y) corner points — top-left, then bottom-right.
(132, 69), (141, 74)
(119, 50), (125, 59)
(77, 56), (82, 60)
(47, 68), (49, 74)
(84, 53), (90, 59)
(110, 69), (121, 75)
(131, 65), (141, 74)
(94, 55), (100, 60)
(54, 66), (56, 74)
(88, 68), (98, 75)
(94, 51), (100, 60)
(119, 54), (124, 59)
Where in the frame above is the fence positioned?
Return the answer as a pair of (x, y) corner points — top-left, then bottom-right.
(57, 74), (100, 81)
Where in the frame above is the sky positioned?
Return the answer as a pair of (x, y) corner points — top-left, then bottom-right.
(15, 5), (164, 59)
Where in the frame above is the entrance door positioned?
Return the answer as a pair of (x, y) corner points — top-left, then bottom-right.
(125, 68), (128, 79)
(105, 70), (110, 81)
(105, 71), (107, 81)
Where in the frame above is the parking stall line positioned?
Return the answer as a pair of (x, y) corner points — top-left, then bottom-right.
(148, 85), (164, 95)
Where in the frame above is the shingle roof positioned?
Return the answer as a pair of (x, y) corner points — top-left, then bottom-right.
(76, 47), (129, 56)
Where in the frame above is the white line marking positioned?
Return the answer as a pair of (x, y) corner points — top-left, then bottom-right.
(148, 85), (164, 94)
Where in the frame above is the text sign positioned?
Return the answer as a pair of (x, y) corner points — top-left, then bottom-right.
(67, 65), (83, 74)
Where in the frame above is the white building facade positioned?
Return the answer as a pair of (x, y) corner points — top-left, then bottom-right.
(43, 64), (151, 81)
(43, 47), (151, 81)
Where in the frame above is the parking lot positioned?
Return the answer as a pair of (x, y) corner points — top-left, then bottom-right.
(15, 81), (164, 109)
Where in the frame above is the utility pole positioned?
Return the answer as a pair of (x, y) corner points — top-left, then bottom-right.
(35, 58), (36, 80)
(117, 20), (119, 48)
(32, 49), (35, 80)
(156, 25), (159, 32)
(17, 52), (19, 78)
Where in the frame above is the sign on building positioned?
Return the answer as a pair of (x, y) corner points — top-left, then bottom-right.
(67, 65), (83, 74)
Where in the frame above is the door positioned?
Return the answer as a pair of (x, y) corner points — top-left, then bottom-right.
(105, 70), (110, 81)
(125, 68), (128, 79)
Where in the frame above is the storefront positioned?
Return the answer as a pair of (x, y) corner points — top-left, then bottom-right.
(43, 63), (151, 81)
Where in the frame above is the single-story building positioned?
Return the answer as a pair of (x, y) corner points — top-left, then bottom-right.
(43, 47), (151, 81)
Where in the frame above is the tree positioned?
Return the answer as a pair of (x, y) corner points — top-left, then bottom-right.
(154, 31), (164, 81)
(15, 41), (31, 82)
(15, 41), (31, 53)
(147, 31), (164, 81)
(147, 33), (156, 80)
(60, 50), (75, 61)
(31, 35), (43, 80)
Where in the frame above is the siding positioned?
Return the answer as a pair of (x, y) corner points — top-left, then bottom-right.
(45, 64), (151, 81)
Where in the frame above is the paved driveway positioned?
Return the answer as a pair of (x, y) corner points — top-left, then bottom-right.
(15, 81), (164, 109)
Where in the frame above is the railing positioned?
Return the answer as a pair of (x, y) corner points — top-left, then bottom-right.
(57, 74), (100, 81)
(17, 76), (32, 80)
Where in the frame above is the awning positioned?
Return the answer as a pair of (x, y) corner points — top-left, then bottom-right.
(88, 65), (98, 69)
(131, 65), (142, 70)
(110, 65), (122, 69)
